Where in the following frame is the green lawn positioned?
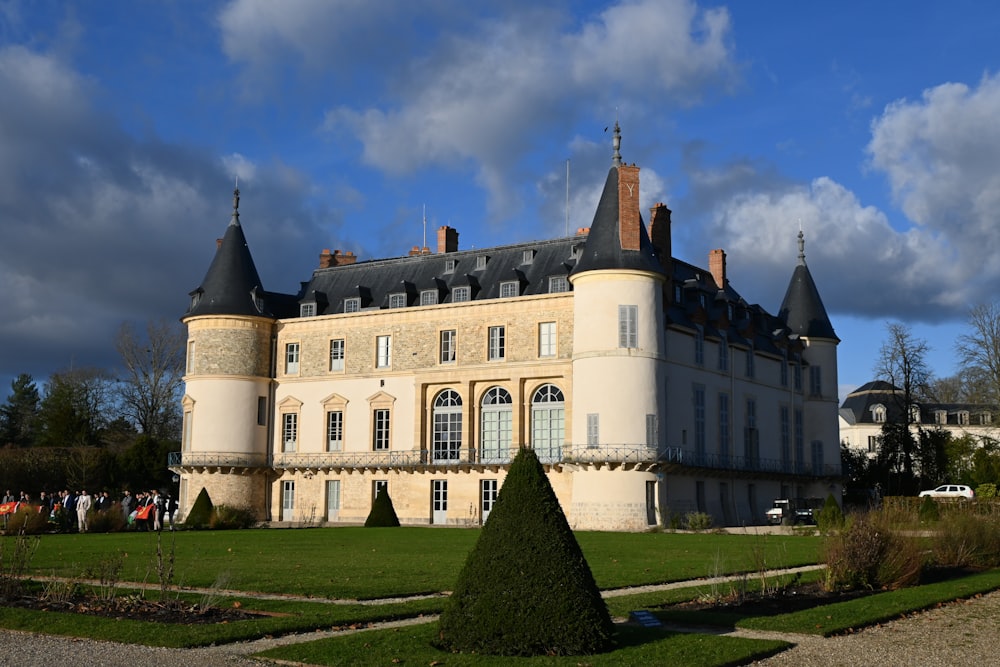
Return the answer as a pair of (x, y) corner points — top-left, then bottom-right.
(20, 527), (822, 598)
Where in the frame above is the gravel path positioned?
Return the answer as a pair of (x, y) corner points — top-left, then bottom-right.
(1, 578), (997, 666)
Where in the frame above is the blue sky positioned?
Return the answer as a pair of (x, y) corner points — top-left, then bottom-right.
(2, 0), (999, 403)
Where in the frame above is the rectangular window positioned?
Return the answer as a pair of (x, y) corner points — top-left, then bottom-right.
(281, 481), (295, 514)
(718, 393), (730, 461)
(745, 346), (755, 378)
(376, 335), (391, 368)
(522, 249), (534, 264)
(694, 329), (704, 366)
(694, 386), (705, 460)
(586, 413), (600, 447)
(452, 286), (471, 303)
(326, 411), (343, 451)
(372, 479), (388, 502)
(389, 293), (406, 309)
(326, 480), (341, 516)
(373, 409), (390, 450)
(186, 340), (195, 374)
(809, 366), (822, 397)
(329, 338), (345, 372)
(300, 303), (315, 317)
(488, 326), (505, 361)
(780, 354), (789, 387)
(867, 435), (878, 453)
(476, 255), (488, 270)
(282, 413), (297, 452)
(444, 258), (456, 273)
(794, 408), (804, 473)
(182, 411), (192, 451)
(793, 364), (802, 392)
(811, 440), (824, 475)
(285, 342), (300, 374)
(780, 406), (790, 470)
(645, 414), (657, 448)
(538, 321), (556, 357)
(548, 276), (569, 293)
(500, 281), (518, 298)
(718, 334), (728, 372)
(481, 479), (498, 523)
(420, 289), (438, 305)
(344, 297), (361, 313)
(696, 481), (706, 513)
(744, 399), (757, 466)
(257, 397), (267, 426)
(440, 329), (456, 363)
(618, 305), (638, 348)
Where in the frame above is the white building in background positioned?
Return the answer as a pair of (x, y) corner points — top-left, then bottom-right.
(171, 127), (841, 531)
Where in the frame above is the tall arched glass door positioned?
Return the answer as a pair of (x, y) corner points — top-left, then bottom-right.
(531, 384), (564, 463)
(432, 389), (462, 463)
(480, 386), (512, 463)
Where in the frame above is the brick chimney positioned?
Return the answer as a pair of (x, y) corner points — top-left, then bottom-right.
(709, 249), (727, 289)
(618, 164), (641, 251)
(319, 249), (357, 269)
(575, 227), (591, 236)
(437, 225), (459, 253)
(216, 238), (223, 250)
(649, 203), (671, 261)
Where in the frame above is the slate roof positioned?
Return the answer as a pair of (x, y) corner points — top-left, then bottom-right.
(185, 190), (300, 319)
(839, 381), (997, 425)
(571, 166), (665, 276)
(778, 231), (838, 341)
(300, 236), (583, 315)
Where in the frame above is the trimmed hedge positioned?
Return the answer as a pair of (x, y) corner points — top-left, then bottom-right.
(184, 488), (214, 529)
(436, 447), (614, 656)
(364, 488), (400, 527)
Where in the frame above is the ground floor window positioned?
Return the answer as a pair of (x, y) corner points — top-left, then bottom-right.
(281, 480), (295, 519)
(481, 479), (498, 524)
(432, 480), (447, 525)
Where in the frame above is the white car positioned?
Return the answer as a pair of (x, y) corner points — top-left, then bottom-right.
(918, 484), (975, 499)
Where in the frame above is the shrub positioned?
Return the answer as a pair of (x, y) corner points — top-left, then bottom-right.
(209, 505), (258, 530)
(364, 489), (400, 527)
(823, 513), (925, 591)
(975, 483), (997, 499)
(918, 495), (940, 523)
(88, 503), (128, 533)
(816, 494), (845, 532)
(184, 488), (214, 529)
(436, 447), (613, 656)
(684, 511), (713, 531)
(2, 505), (50, 536)
(932, 513), (1000, 568)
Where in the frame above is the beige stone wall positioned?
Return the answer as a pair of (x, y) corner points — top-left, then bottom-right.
(180, 471), (269, 521)
(185, 316), (273, 378)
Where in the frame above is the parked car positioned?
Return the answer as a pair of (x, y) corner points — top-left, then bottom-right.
(765, 497), (825, 525)
(918, 484), (975, 499)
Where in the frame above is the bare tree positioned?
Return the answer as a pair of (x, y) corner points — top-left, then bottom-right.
(957, 302), (1000, 406)
(115, 319), (186, 440)
(874, 322), (934, 484)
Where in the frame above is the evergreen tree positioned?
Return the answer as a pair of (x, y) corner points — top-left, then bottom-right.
(185, 487), (214, 528)
(364, 488), (400, 527)
(436, 447), (613, 656)
(0, 374), (40, 447)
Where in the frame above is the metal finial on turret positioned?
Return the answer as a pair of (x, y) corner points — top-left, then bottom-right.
(612, 120), (622, 167)
(797, 229), (806, 266)
(230, 182), (241, 226)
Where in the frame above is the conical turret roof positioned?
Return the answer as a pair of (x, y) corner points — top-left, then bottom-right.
(185, 188), (268, 318)
(778, 230), (838, 341)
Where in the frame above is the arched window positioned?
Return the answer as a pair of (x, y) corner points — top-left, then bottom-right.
(531, 384), (565, 463)
(871, 404), (886, 424)
(432, 389), (462, 463)
(480, 387), (512, 464)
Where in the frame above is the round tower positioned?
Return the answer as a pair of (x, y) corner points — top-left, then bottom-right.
(176, 188), (275, 519)
(566, 124), (667, 530)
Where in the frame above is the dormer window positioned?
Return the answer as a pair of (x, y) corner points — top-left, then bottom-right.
(958, 411), (970, 426)
(981, 412), (993, 425)
(934, 410), (947, 425)
(673, 284), (682, 302)
(548, 276), (569, 293)
(910, 405), (921, 423)
(500, 281), (518, 298)
(871, 404), (886, 423)
(190, 291), (202, 310)
(452, 286), (471, 303)
(250, 287), (264, 313)
(388, 293), (406, 309)
(521, 249), (534, 264)
(476, 255), (488, 270)
(420, 289), (438, 305)
(444, 259), (456, 274)
(344, 297), (361, 313)
(300, 303), (316, 318)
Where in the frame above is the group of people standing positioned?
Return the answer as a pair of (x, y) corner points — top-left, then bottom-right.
(1, 488), (179, 532)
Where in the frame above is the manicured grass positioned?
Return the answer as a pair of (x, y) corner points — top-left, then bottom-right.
(254, 620), (790, 666)
(737, 568), (1000, 636)
(18, 528), (821, 599)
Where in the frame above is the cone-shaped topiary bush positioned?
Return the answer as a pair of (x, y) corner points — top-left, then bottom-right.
(184, 487), (214, 528)
(436, 447), (614, 656)
(364, 488), (400, 527)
